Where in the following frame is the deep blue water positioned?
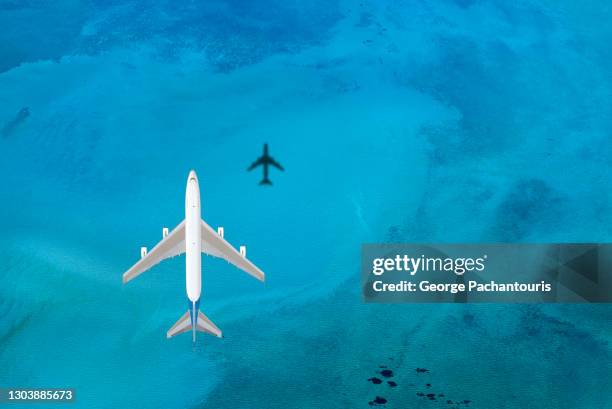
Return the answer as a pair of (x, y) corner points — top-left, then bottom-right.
(1, 1), (611, 408)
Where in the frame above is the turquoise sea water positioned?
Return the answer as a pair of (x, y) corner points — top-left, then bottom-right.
(1, 1), (611, 408)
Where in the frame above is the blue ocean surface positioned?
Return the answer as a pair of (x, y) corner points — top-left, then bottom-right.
(0, 1), (610, 408)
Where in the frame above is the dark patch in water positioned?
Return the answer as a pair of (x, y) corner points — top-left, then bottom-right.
(386, 225), (403, 242)
(355, 11), (374, 28)
(9, 1), (344, 74)
(463, 313), (475, 326)
(416, 367), (429, 373)
(411, 35), (525, 161)
(0, 4), (87, 73)
(491, 179), (563, 241)
(368, 396), (387, 406)
(0, 311), (33, 347)
(2, 107), (30, 137)
(379, 369), (393, 378)
(387, 381), (397, 387)
(368, 377), (382, 384)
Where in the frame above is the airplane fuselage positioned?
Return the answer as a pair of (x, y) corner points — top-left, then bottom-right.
(185, 171), (202, 303)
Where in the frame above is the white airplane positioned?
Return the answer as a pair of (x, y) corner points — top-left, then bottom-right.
(122, 170), (265, 342)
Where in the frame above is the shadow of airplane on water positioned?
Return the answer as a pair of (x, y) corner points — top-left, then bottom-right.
(247, 143), (284, 185)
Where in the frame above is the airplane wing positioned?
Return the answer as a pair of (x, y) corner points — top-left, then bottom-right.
(247, 156), (264, 171)
(268, 156), (284, 171)
(201, 219), (265, 282)
(122, 220), (186, 284)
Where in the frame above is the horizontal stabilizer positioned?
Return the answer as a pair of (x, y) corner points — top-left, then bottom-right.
(197, 311), (223, 338)
(166, 310), (223, 339)
(167, 311), (191, 338)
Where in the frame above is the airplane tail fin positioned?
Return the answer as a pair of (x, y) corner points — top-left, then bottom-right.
(166, 310), (223, 339)
(259, 178), (272, 186)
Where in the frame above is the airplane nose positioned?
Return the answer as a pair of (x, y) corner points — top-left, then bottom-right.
(188, 170), (198, 181)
